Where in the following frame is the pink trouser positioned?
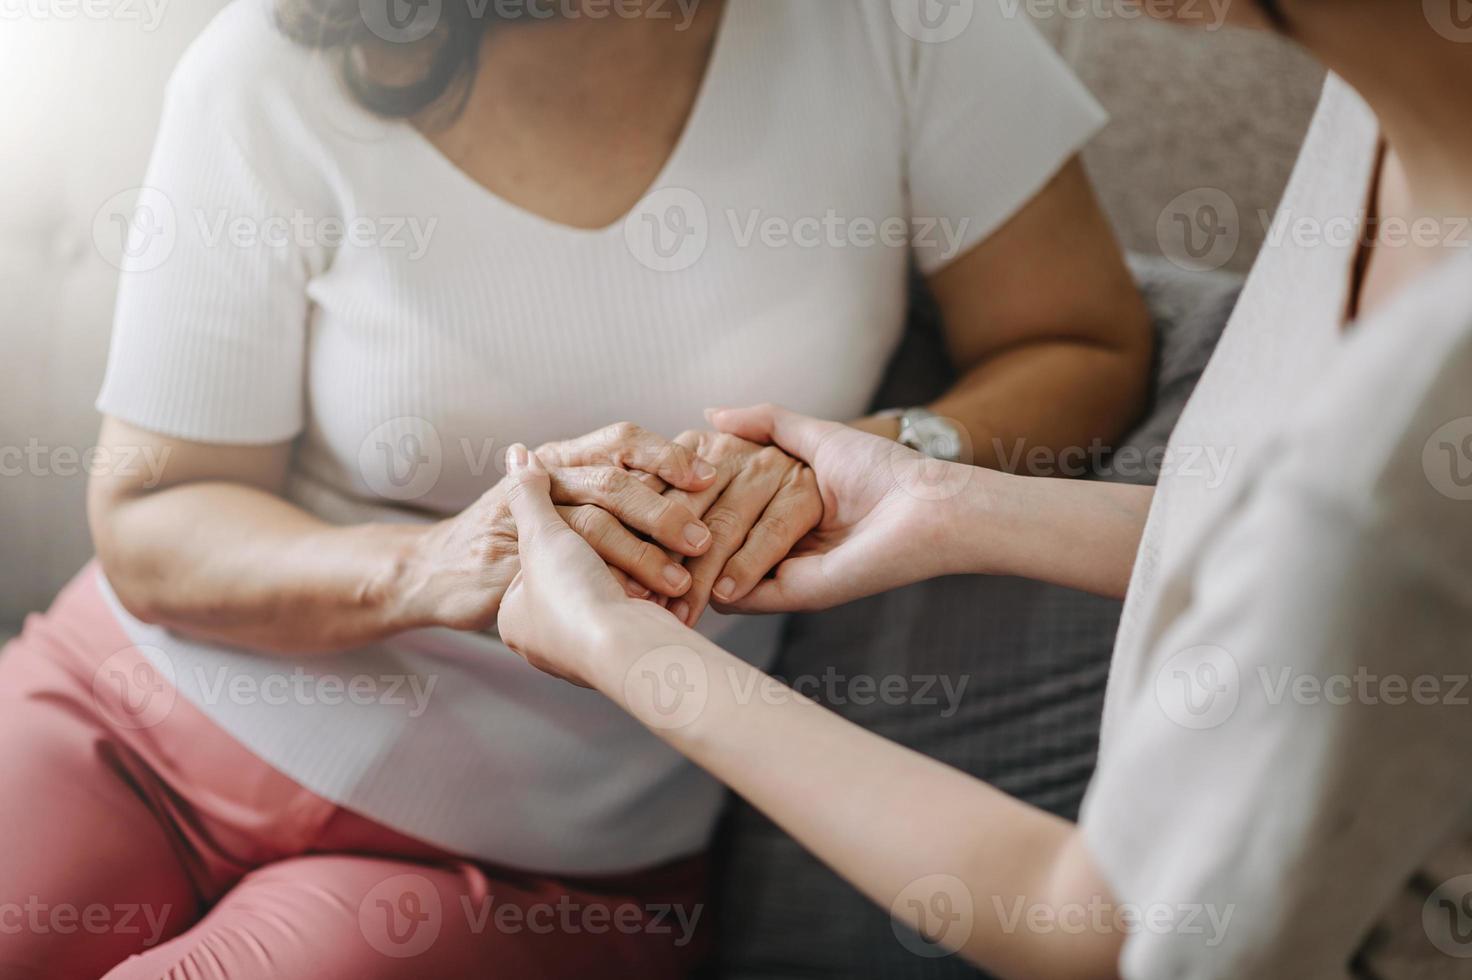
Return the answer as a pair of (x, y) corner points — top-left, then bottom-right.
(0, 567), (710, 980)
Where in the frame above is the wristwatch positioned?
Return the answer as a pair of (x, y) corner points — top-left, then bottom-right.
(880, 407), (966, 462)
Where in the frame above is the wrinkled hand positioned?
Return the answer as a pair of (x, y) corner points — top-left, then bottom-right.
(498, 446), (685, 688)
(657, 430), (823, 627)
(705, 404), (972, 612)
(404, 422), (716, 632)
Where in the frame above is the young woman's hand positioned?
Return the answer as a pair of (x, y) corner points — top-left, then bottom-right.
(497, 445), (685, 688)
(401, 423), (717, 632)
(655, 430), (823, 627)
(705, 404), (980, 612)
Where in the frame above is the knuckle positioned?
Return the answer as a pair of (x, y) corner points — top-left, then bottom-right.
(630, 540), (663, 571)
(566, 505), (605, 539)
(588, 466), (626, 498)
(756, 512), (793, 544)
(608, 421), (641, 443)
(703, 506), (747, 543)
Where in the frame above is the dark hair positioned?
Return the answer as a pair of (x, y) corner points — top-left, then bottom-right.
(275, 0), (491, 118)
(1257, 0), (1290, 29)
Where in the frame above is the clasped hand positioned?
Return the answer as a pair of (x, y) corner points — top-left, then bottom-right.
(498, 405), (957, 690)
(403, 420), (821, 633)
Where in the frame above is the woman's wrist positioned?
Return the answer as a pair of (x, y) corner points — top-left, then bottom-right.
(925, 466), (1018, 579)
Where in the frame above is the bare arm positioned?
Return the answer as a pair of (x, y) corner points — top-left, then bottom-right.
(87, 416), (718, 654)
(707, 406), (1152, 611)
(855, 159), (1153, 473)
(496, 451), (1126, 979)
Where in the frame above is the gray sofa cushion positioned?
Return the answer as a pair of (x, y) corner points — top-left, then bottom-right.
(710, 257), (1243, 979)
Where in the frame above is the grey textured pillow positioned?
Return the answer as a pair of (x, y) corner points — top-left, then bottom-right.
(709, 257), (1243, 980)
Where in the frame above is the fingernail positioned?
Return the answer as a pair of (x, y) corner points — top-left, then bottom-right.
(663, 565), (691, 590)
(672, 600), (691, 624)
(506, 444), (529, 472)
(626, 580), (652, 599)
(684, 523), (711, 548)
(714, 577), (736, 601)
(693, 460), (717, 482)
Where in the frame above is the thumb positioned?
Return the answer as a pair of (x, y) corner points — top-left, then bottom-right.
(503, 444), (561, 538)
(706, 403), (840, 465)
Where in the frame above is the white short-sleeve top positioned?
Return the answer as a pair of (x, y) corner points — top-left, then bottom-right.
(97, 0), (1105, 871)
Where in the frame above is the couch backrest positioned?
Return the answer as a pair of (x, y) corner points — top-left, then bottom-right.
(0, 3), (1324, 627)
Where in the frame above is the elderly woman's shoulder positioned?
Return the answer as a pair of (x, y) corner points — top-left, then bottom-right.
(165, 0), (344, 124)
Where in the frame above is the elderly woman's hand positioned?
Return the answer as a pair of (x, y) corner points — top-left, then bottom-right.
(497, 445), (687, 688)
(401, 423), (717, 632)
(657, 429), (824, 627)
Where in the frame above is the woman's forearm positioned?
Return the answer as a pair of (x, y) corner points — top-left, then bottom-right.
(590, 611), (1123, 978)
(94, 479), (434, 654)
(938, 473), (1153, 600)
(929, 473), (1152, 600)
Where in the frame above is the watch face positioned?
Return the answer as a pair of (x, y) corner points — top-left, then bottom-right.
(913, 417), (963, 461)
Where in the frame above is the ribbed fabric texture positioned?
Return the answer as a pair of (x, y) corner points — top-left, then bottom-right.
(95, 0), (1106, 871)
